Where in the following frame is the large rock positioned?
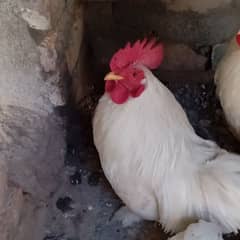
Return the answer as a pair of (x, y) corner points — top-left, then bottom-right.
(0, 0), (84, 239)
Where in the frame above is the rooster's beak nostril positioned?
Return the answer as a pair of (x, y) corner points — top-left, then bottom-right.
(104, 72), (124, 81)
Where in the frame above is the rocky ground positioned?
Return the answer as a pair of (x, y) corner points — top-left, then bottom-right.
(44, 70), (239, 240)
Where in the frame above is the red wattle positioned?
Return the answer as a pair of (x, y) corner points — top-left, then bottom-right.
(108, 82), (129, 104)
(105, 81), (116, 92)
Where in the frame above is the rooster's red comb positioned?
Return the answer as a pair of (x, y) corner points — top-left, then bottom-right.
(110, 38), (164, 71)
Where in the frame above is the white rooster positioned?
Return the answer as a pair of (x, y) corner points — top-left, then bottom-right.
(215, 31), (240, 140)
(93, 38), (240, 234)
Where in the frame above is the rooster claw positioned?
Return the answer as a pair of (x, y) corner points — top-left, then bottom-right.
(109, 206), (142, 227)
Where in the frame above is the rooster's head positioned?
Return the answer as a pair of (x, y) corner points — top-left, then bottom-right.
(104, 38), (164, 104)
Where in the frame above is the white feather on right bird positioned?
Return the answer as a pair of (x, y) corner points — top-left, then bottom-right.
(215, 31), (240, 140)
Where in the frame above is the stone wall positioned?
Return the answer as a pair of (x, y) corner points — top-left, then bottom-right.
(0, 1), (85, 239)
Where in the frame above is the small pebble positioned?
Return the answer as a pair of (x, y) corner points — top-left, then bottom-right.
(105, 202), (112, 208)
(88, 205), (93, 211)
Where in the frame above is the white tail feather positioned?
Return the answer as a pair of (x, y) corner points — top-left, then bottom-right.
(198, 151), (240, 233)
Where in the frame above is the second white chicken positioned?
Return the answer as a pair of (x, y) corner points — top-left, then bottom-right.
(215, 31), (240, 139)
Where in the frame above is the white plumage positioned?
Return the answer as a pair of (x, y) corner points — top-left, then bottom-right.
(169, 220), (223, 240)
(215, 34), (240, 139)
(93, 65), (240, 234)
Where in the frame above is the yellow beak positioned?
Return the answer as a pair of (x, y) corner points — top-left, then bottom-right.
(104, 72), (124, 81)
